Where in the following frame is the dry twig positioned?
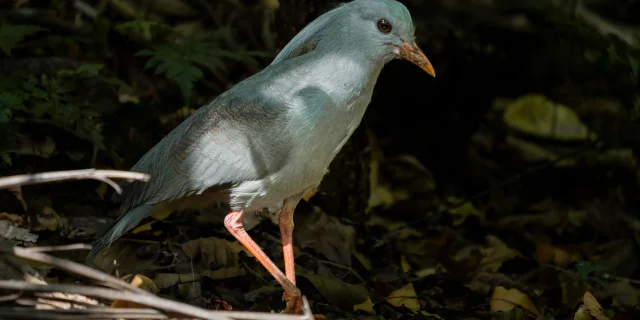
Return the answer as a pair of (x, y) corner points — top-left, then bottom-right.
(0, 169), (150, 194)
(0, 280), (315, 320)
(0, 245), (152, 295)
(0, 245), (316, 320)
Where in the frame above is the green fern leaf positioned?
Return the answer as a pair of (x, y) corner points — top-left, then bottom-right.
(136, 30), (272, 103)
(0, 25), (47, 56)
(116, 19), (172, 42)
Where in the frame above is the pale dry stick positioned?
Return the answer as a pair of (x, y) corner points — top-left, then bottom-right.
(0, 246), (152, 296)
(22, 244), (92, 252)
(0, 306), (168, 319)
(0, 169), (150, 194)
(0, 281), (315, 320)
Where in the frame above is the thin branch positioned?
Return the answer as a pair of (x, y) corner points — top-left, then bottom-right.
(2, 246), (153, 296)
(0, 307), (168, 319)
(0, 169), (150, 194)
(0, 281), (315, 320)
(23, 244), (92, 252)
(0, 281), (231, 320)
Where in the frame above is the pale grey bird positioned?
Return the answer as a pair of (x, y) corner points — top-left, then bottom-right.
(89, 0), (434, 313)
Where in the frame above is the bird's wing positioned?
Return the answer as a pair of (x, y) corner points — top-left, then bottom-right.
(118, 92), (290, 212)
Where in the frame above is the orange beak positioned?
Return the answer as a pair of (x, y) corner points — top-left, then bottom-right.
(396, 40), (436, 77)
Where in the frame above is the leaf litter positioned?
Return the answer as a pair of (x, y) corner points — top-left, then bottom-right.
(1, 1), (640, 319)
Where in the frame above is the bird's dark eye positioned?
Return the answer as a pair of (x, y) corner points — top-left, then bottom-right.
(377, 19), (392, 34)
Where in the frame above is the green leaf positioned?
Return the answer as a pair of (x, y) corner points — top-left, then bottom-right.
(0, 153), (11, 166)
(0, 92), (26, 122)
(57, 64), (105, 77)
(630, 55), (639, 75)
(0, 25), (47, 56)
(135, 31), (270, 104)
(116, 19), (171, 41)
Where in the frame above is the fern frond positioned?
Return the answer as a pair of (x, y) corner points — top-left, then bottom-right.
(0, 25), (47, 56)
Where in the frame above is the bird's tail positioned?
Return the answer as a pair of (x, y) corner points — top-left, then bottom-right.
(87, 204), (154, 260)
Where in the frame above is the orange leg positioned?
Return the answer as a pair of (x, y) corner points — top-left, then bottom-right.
(279, 206), (296, 285)
(224, 210), (302, 314)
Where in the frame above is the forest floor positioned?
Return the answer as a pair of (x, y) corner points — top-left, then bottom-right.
(1, 0), (640, 319)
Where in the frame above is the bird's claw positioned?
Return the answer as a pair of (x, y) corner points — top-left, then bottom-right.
(283, 287), (303, 314)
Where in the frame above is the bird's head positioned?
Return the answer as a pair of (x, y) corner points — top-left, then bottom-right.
(344, 0), (435, 77)
(273, 0), (435, 77)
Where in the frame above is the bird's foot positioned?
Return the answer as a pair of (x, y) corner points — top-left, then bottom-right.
(283, 287), (303, 314)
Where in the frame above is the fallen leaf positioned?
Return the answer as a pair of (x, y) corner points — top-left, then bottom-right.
(386, 282), (420, 312)
(606, 281), (640, 308)
(535, 242), (580, 268)
(181, 237), (251, 269)
(244, 286), (281, 302)
(503, 94), (595, 141)
(479, 236), (521, 272)
(400, 255), (411, 272)
(490, 286), (539, 317)
(153, 273), (201, 297)
(353, 296), (376, 314)
(299, 273), (368, 309)
(295, 207), (356, 266)
(154, 273), (197, 289)
(420, 310), (442, 319)
(416, 268), (436, 278)
(366, 131), (411, 211)
(112, 274), (158, 308)
(582, 291), (610, 320)
(90, 240), (157, 275)
(366, 215), (421, 239)
(506, 135), (576, 166)
(260, 0), (280, 10)
(574, 305), (592, 320)
(352, 250), (372, 270)
(200, 266), (246, 280)
(0, 220), (38, 243)
(95, 183), (108, 200)
(32, 206), (62, 231)
(132, 221), (154, 234)
(0, 212), (24, 225)
(448, 200), (482, 226)
(16, 135), (55, 158)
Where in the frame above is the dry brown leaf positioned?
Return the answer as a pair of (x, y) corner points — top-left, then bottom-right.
(181, 237), (251, 269)
(353, 296), (376, 314)
(574, 305), (592, 320)
(606, 281), (640, 308)
(447, 198), (482, 226)
(0, 212), (24, 225)
(32, 206), (61, 231)
(479, 236), (521, 272)
(420, 310), (442, 319)
(132, 221), (154, 234)
(299, 273), (368, 309)
(535, 242), (580, 268)
(112, 274), (158, 308)
(15, 0), (31, 8)
(352, 250), (372, 270)
(200, 266), (246, 280)
(260, 0), (280, 9)
(0, 220), (38, 243)
(386, 282), (420, 312)
(90, 240), (157, 275)
(153, 273), (201, 298)
(490, 286), (539, 317)
(295, 208), (356, 266)
(582, 291), (610, 320)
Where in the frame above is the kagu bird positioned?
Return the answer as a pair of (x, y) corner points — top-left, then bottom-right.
(89, 0), (435, 314)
